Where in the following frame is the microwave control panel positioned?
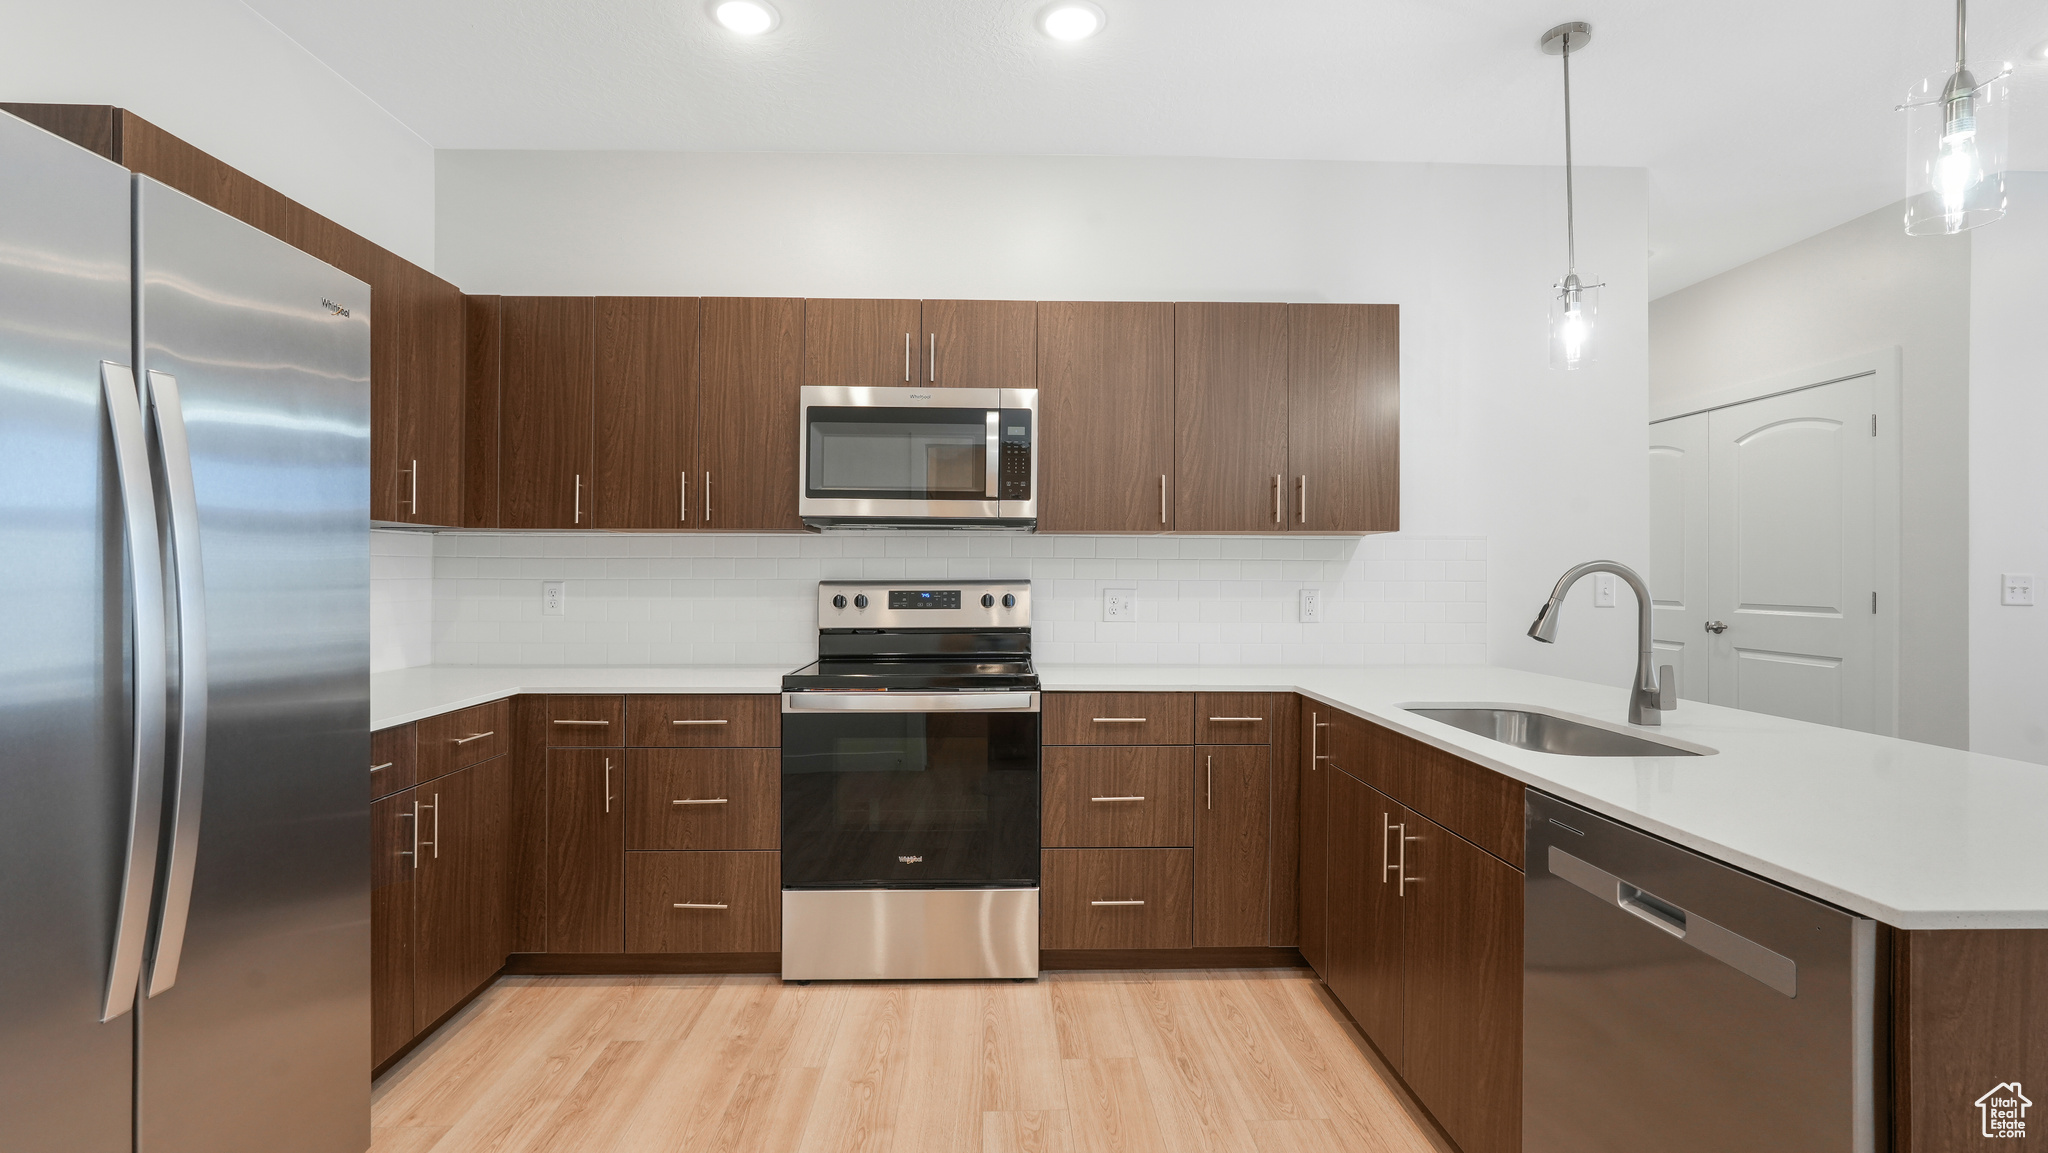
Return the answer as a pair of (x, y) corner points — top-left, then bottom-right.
(999, 409), (1033, 501)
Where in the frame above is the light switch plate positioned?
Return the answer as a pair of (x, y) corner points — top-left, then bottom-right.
(1299, 587), (1323, 623)
(1103, 588), (1135, 622)
(1594, 573), (1617, 608)
(542, 580), (567, 616)
(2002, 573), (2035, 607)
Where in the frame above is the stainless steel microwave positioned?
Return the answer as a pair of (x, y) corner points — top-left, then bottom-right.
(798, 386), (1038, 531)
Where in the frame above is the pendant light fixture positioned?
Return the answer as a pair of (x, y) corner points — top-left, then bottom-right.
(1542, 22), (1601, 371)
(1900, 0), (2011, 235)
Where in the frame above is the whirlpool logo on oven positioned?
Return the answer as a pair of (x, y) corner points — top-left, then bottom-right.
(898, 855), (923, 864)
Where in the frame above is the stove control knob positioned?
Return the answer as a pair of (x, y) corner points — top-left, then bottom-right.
(1002, 593), (1017, 608)
(981, 593), (995, 608)
(832, 594), (847, 610)
(853, 594), (868, 609)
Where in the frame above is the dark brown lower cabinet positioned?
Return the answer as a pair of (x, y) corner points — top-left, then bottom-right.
(1400, 811), (1522, 1153)
(1193, 744), (1270, 946)
(547, 748), (624, 952)
(1325, 770), (1406, 1061)
(411, 756), (512, 1033)
(626, 748), (779, 851)
(1041, 848), (1193, 950)
(1298, 706), (1328, 974)
(625, 851), (780, 952)
(369, 792), (416, 1068)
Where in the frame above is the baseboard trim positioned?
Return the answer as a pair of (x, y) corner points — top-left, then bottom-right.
(503, 951), (782, 975)
(1041, 946), (1307, 971)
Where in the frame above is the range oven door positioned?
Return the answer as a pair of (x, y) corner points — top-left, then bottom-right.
(780, 692), (1040, 889)
(799, 386), (1037, 528)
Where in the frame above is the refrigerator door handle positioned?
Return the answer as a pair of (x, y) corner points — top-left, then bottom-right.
(142, 369), (209, 998)
(100, 361), (169, 1023)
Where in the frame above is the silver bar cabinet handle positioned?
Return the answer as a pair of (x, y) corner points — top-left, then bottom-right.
(409, 458), (419, 515)
(1091, 796), (1145, 803)
(452, 730), (496, 744)
(673, 798), (730, 805)
(604, 759), (613, 815)
(1274, 474), (1282, 523)
(929, 333), (936, 382)
(1298, 475), (1306, 524)
(680, 471), (687, 522)
(705, 472), (712, 522)
(1399, 826), (1420, 896)
(1092, 717), (1146, 724)
(143, 371), (209, 1000)
(904, 332), (911, 381)
(1160, 474), (1167, 525)
(672, 718), (729, 726)
(1382, 812), (1397, 883)
(431, 793), (441, 859)
(370, 762), (394, 773)
(675, 902), (728, 910)
(1311, 713), (1328, 771)
(100, 363), (167, 1023)
(553, 719), (610, 726)
(1091, 900), (1145, 907)
(1207, 754), (1213, 810)
(574, 474), (582, 524)
(404, 803), (418, 868)
(1207, 716), (1263, 723)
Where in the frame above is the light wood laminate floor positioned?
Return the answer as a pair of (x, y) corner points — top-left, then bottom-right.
(371, 970), (1448, 1153)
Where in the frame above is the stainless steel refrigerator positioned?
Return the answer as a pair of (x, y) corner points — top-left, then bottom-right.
(0, 111), (372, 1152)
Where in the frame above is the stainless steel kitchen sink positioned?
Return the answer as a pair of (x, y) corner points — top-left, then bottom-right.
(1404, 705), (1713, 757)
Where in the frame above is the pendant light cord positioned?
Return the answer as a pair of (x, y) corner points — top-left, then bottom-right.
(1563, 38), (1577, 276)
(1955, 0), (1966, 74)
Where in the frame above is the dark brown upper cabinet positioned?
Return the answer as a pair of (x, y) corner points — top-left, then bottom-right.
(1287, 303), (1399, 533)
(462, 296), (503, 528)
(1037, 301), (1177, 533)
(500, 297), (596, 529)
(1174, 302), (1290, 533)
(919, 300), (1036, 389)
(803, 298), (922, 388)
(596, 297), (701, 529)
(700, 297), (804, 531)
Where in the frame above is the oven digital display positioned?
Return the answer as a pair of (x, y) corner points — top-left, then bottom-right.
(889, 590), (960, 609)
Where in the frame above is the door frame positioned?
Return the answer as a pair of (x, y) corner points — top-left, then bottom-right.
(1651, 349), (1902, 736)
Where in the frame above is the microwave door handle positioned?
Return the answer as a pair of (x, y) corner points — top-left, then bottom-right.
(985, 410), (999, 499)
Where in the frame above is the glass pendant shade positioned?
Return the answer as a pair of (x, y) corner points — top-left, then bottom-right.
(1902, 67), (2009, 234)
(1549, 274), (1600, 370)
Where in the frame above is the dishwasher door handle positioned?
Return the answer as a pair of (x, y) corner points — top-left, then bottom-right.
(1548, 845), (1799, 997)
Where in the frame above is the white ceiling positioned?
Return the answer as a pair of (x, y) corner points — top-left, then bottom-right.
(248, 0), (2048, 295)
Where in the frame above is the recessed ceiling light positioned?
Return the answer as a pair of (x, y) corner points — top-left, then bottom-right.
(711, 0), (779, 35)
(1038, 2), (1106, 41)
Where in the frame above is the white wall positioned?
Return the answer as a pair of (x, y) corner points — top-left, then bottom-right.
(437, 151), (1651, 684)
(1648, 203), (1971, 749)
(1968, 173), (2048, 766)
(371, 530), (434, 673)
(3, 0), (435, 268)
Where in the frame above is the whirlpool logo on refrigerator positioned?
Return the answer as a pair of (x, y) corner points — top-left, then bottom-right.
(321, 298), (352, 318)
(1976, 1082), (2031, 1139)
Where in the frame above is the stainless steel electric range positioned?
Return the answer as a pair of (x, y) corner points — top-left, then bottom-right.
(780, 580), (1040, 981)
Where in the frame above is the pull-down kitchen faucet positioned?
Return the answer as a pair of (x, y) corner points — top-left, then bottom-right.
(1528, 560), (1676, 726)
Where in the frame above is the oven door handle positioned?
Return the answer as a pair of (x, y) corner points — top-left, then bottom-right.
(783, 691), (1040, 714)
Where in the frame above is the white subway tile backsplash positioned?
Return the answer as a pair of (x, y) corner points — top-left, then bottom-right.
(368, 530), (1488, 669)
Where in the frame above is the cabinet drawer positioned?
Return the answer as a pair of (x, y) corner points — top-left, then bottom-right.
(547, 695), (624, 746)
(371, 724), (416, 800)
(625, 851), (780, 953)
(1042, 746), (1192, 848)
(1326, 712), (1411, 802)
(417, 699), (509, 782)
(1405, 739), (1524, 867)
(1194, 693), (1272, 744)
(1041, 848), (1192, 950)
(1044, 693), (1193, 746)
(627, 749), (779, 850)
(627, 694), (778, 748)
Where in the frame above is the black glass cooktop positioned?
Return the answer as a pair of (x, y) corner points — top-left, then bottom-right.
(781, 657), (1039, 692)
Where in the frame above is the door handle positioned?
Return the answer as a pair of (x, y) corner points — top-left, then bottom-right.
(1705, 620), (1729, 634)
(143, 371), (209, 999)
(100, 362), (168, 1023)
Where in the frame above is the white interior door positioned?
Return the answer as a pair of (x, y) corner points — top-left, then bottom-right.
(1705, 377), (1878, 730)
(1648, 413), (1711, 701)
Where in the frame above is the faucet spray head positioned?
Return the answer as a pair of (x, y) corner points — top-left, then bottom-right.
(1528, 598), (1562, 643)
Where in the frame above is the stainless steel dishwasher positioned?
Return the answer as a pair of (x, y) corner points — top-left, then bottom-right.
(1524, 791), (1883, 1153)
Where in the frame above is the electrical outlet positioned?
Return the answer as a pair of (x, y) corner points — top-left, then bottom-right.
(1103, 588), (1135, 622)
(1299, 587), (1323, 623)
(542, 581), (567, 616)
(1594, 573), (1617, 608)
(2003, 573), (2035, 607)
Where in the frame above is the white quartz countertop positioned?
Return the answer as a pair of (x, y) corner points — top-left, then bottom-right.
(370, 662), (2048, 931)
